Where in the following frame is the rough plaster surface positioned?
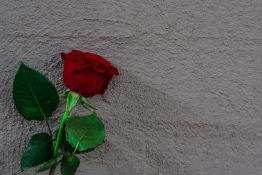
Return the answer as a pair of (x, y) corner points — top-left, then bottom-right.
(1, 0), (262, 174)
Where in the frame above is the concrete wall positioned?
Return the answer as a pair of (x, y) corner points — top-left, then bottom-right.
(1, 0), (262, 174)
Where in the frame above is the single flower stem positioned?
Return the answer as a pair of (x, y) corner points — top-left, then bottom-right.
(50, 91), (80, 175)
(54, 110), (70, 158)
(49, 110), (70, 175)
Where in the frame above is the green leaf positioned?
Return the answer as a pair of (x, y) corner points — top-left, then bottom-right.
(61, 155), (80, 175)
(76, 148), (95, 154)
(65, 112), (105, 151)
(21, 133), (53, 172)
(36, 159), (58, 174)
(13, 63), (59, 120)
(60, 127), (75, 154)
(61, 128), (95, 155)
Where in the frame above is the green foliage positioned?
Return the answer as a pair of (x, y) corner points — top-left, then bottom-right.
(65, 113), (105, 151)
(21, 133), (53, 172)
(13, 63), (59, 120)
(61, 155), (80, 175)
(13, 62), (108, 175)
(36, 159), (58, 174)
(60, 127), (75, 154)
(60, 127), (96, 155)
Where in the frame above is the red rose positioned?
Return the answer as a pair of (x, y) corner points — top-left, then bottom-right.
(61, 50), (119, 97)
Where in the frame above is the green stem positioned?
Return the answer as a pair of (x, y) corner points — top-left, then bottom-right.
(49, 111), (70, 175)
(54, 110), (70, 158)
(49, 91), (80, 175)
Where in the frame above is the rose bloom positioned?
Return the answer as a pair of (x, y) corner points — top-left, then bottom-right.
(61, 50), (119, 97)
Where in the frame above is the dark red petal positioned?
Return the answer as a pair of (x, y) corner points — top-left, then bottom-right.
(70, 68), (106, 97)
(99, 74), (114, 94)
(61, 52), (66, 60)
(61, 50), (119, 97)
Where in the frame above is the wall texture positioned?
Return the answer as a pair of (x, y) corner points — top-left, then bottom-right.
(1, 0), (262, 174)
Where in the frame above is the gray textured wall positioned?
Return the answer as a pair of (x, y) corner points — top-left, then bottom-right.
(1, 0), (262, 174)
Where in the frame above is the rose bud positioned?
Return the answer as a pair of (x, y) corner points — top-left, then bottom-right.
(61, 50), (119, 97)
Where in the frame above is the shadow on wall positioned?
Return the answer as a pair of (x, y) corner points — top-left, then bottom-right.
(78, 69), (262, 175)
(80, 69), (201, 175)
(1, 58), (261, 175)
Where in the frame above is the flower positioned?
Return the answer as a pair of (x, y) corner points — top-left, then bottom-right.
(61, 50), (119, 97)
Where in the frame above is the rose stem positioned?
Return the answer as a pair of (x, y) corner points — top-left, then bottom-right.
(50, 91), (80, 175)
(49, 110), (70, 175)
(54, 110), (70, 157)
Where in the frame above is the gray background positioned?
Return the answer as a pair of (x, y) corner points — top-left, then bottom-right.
(1, 0), (262, 174)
